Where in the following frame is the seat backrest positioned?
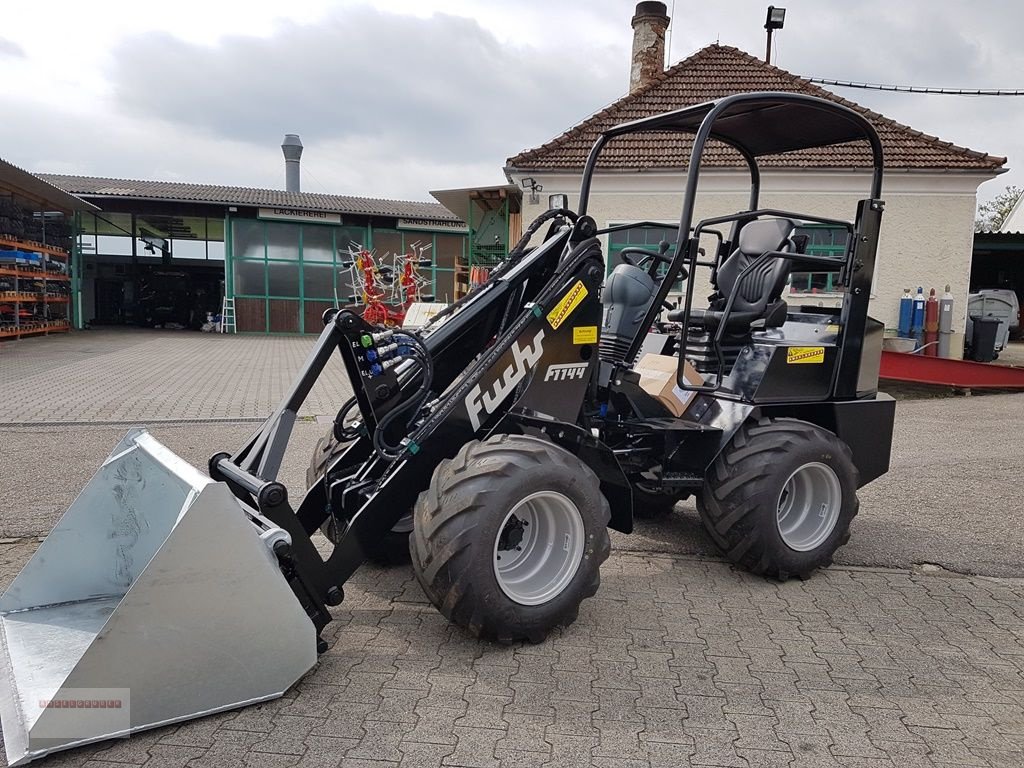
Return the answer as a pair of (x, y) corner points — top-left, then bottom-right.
(715, 218), (796, 315)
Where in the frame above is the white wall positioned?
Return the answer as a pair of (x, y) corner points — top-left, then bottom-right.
(512, 169), (995, 356)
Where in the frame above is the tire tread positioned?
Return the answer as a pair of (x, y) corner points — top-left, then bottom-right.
(412, 434), (611, 643)
(699, 417), (859, 580)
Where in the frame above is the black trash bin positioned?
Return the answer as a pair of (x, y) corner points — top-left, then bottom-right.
(969, 315), (1000, 362)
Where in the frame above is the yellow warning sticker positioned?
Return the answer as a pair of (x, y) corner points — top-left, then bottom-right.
(787, 346), (826, 364)
(573, 325), (598, 344)
(547, 281), (588, 330)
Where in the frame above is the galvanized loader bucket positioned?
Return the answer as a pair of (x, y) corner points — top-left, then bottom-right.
(0, 429), (317, 766)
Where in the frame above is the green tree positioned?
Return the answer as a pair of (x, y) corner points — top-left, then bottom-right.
(976, 185), (1023, 232)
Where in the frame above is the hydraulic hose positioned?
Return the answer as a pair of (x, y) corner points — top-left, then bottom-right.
(333, 397), (362, 441)
(371, 331), (435, 461)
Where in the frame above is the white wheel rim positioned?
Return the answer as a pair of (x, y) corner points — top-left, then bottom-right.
(776, 462), (842, 552)
(493, 491), (585, 606)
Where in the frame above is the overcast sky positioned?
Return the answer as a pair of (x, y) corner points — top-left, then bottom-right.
(2, 1), (1020, 206)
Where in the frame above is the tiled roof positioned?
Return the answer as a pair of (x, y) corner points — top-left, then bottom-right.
(507, 45), (1006, 173)
(37, 174), (462, 222)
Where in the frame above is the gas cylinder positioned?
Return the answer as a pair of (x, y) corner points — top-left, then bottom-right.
(911, 286), (926, 346)
(938, 284), (954, 358)
(924, 288), (939, 356)
(898, 287), (913, 337)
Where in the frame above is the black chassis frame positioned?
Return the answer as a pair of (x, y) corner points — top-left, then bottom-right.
(209, 92), (897, 641)
(210, 223), (632, 636)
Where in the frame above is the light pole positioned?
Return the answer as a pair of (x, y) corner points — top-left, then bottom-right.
(764, 5), (786, 65)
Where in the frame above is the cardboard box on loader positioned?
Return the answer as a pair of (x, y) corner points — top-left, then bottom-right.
(635, 353), (704, 417)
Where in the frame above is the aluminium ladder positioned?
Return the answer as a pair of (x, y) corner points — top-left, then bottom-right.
(220, 297), (236, 333)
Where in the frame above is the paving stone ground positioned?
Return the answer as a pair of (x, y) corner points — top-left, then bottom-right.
(0, 329), (349, 423)
(1, 329), (1023, 767)
(0, 545), (1021, 768)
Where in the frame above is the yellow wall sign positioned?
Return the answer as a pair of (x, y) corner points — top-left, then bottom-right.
(786, 346), (826, 364)
(572, 325), (598, 344)
(547, 281), (589, 330)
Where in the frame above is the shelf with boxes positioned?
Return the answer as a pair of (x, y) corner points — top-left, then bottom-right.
(0, 237), (72, 340)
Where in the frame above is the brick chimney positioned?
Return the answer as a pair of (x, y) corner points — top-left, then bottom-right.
(629, 2), (669, 93)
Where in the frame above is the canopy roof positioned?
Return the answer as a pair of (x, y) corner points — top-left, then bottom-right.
(603, 92), (881, 163)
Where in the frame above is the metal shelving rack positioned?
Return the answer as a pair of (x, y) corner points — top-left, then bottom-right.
(0, 237), (71, 340)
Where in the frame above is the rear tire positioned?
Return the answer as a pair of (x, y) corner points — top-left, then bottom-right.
(698, 417), (858, 580)
(411, 434), (611, 643)
(306, 427), (413, 565)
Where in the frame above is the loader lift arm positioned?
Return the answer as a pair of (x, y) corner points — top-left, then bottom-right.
(207, 213), (622, 642)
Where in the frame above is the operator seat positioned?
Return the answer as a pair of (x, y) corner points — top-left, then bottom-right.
(669, 217), (797, 333)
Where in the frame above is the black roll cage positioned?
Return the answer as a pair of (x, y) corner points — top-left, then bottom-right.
(575, 92), (885, 397)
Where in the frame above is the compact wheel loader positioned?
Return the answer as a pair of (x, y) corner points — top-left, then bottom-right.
(0, 92), (895, 764)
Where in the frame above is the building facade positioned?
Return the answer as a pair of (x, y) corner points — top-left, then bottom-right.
(41, 176), (467, 334)
(505, 39), (1007, 356)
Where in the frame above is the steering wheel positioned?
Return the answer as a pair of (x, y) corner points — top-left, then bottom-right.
(619, 242), (688, 281)
(619, 246), (672, 270)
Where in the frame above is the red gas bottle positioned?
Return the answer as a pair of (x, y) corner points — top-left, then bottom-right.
(924, 287), (939, 356)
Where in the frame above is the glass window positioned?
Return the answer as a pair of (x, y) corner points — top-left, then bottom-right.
(94, 213), (133, 236)
(789, 225), (848, 294)
(606, 224), (679, 291)
(335, 226), (367, 263)
(78, 234), (97, 255)
(266, 222), (300, 261)
(233, 219), (265, 261)
(207, 218), (225, 243)
(303, 263), (336, 300)
(78, 213), (98, 236)
(337, 269), (359, 304)
(207, 240), (225, 260)
(267, 261), (300, 296)
(233, 259), (265, 295)
(178, 217), (207, 240)
(434, 270), (455, 303)
(434, 234), (461, 270)
(96, 235), (133, 256)
(302, 225), (334, 263)
(372, 230), (403, 258)
(171, 239), (207, 259)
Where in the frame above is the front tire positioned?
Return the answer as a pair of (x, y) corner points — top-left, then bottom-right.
(698, 417), (858, 580)
(411, 434), (611, 643)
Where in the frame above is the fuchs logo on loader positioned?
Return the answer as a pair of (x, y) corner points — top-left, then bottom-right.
(466, 329), (545, 430)
(544, 362), (589, 383)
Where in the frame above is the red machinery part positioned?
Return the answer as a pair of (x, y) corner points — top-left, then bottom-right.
(880, 350), (1024, 389)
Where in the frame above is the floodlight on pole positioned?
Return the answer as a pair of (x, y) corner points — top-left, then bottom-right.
(764, 5), (786, 65)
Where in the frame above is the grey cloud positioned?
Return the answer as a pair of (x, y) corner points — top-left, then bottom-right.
(107, 8), (625, 164)
(0, 38), (26, 58)
(666, 0), (1024, 197)
(6, 1), (1020, 204)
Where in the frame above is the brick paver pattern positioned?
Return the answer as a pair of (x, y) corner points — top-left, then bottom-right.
(1, 542), (1021, 768)
(0, 331), (349, 423)
(3, 332), (1023, 767)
